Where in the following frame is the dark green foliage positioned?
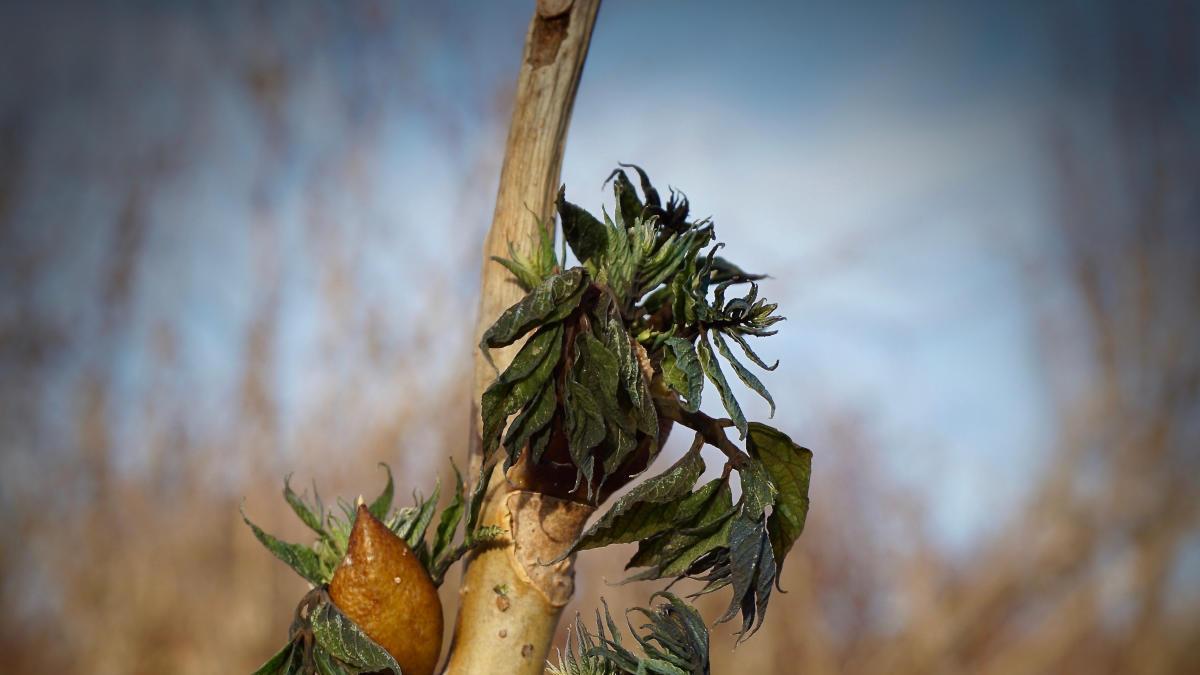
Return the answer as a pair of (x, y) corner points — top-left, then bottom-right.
(548, 593), (710, 675)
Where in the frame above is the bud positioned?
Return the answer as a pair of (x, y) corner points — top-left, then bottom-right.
(329, 504), (444, 675)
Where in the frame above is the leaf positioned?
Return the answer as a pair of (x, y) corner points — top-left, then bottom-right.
(618, 163), (661, 209)
(573, 328), (641, 476)
(491, 219), (558, 292)
(653, 510), (734, 579)
(609, 317), (657, 437)
(660, 337), (703, 413)
(242, 507), (326, 586)
(624, 480), (734, 579)
(575, 332), (623, 421)
(726, 330), (778, 371)
(737, 458), (777, 521)
(564, 378), (605, 486)
(502, 378), (557, 464)
(747, 422), (812, 572)
(716, 514), (763, 631)
(557, 186), (609, 263)
(250, 639), (297, 675)
(433, 465), (465, 561)
(605, 168), (646, 225)
(466, 463), (494, 533)
(631, 592), (710, 673)
(480, 267), (585, 354)
(749, 526), (777, 638)
(284, 475), (326, 537)
(712, 330), (775, 416)
(568, 451), (705, 555)
(705, 256), (766, 284)
(696, 333), (747, 438)
(400, 481), (440, 553)
(367, 463), (394, 521)
(481, 324), (564, 460)
(597, 209), (648, 302)
(310, 598), (404, 674)
(491, 255), (542, 293)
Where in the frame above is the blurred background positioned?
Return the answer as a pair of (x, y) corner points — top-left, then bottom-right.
(1, 1), (1197, 673)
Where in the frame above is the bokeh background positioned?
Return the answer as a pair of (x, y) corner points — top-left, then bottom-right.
(1, 1), (1197, 673)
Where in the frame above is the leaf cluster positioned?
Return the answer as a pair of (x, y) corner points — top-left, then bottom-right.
(482, 166), (785, 502)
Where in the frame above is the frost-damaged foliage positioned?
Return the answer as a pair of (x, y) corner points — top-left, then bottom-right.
(483, 166), (814, 666)
(548, 593), (710, 675)
(244, 463), (503, 674)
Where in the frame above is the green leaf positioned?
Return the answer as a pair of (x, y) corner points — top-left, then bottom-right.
(491, 219), (558, 292)
(568, 451), (705, 555)
(480, 267), (585, 355)
(608, 316), (657, 437)
(660, 337), (703, 413)
(367, 463), (394, 521)
(716, 514), (764, 630)
(481, 324), (564, 461)
(747, 422), (812, 571)
(283, 475), (326, 537)
(624, 480), (734, 579)
(653, 511), (734, 579)
(400, 481), (440, 553)
(749, 525), (777, 637)
(564, 378), (605, 486)
(241, 507), (326, 586)
(502, 377), (557, 464)
(712, 331), (775, 416)
(433, 465), (466, 561)
(312, 646), (352, 675)
(619, 163), (661, 209)
(726, 330), (778, 371)
(557, 186), (608, 263)
(597, 209), (644, 302)
(310, 598), (404, 674)
(251, 639), (297, 675)
(696, 332), (747, 438)
(575, 332), (623, 421)
(467, 463), (494, 534)
(737, 458), (777, 521)
(572, 328), (641, 477)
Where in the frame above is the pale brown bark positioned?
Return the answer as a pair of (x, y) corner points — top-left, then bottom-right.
(445, 1), (601, 673)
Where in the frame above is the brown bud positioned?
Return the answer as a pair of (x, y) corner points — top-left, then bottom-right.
(329, 505), (443, 675)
